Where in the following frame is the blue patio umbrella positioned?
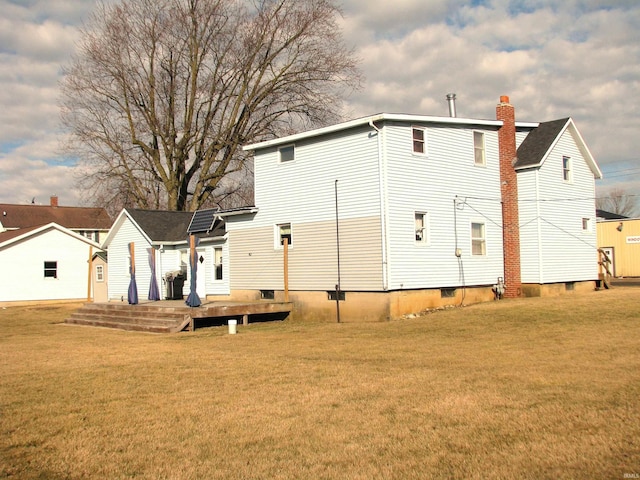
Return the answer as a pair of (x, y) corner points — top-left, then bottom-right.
(185, 234), (201, 307)
(148, 247), (160, 301)
(127, 242), (138, 305)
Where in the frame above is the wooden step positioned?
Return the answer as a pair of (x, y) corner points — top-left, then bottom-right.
(66, 303), (192, 333)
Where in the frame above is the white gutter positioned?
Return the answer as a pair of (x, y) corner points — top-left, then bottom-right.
(243, 113), (504, 152)
(369, 119), (389, 291)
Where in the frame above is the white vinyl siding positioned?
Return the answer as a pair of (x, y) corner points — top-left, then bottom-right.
(517, 128), (598, 283)
(384, 123), (504, 289)
(0, 227), (95, 302)
(230, 124), (384, 291)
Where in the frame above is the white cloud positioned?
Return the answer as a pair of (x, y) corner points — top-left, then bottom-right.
(0, 0), (639, 206)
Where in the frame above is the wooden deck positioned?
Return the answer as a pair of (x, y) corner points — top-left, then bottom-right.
(65, 300), (293, 333)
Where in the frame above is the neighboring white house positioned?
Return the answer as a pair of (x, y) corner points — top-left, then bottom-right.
(0, 223), (100, 305)
(100, 209), (228, 302)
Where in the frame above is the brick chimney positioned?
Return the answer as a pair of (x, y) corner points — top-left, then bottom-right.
(50, 195), (58, 207)
(496, 96), (522, 298)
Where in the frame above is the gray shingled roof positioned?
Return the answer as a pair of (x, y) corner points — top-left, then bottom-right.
(126, 209), (225, 242)
(127, 209), (194, 242)
(515, 118), (570, 169)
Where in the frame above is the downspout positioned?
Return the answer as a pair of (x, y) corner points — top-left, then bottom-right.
(535, 170), (544, 284)
(369, 119), (389, 290)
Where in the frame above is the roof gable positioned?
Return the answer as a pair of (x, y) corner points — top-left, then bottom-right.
(0, 222), (100, 249)
(0, 204), (112, 230)
(515, 117), (601, 178)
(126, 209), (194, 242)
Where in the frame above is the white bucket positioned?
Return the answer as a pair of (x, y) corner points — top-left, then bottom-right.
(228, 319), (237, 335)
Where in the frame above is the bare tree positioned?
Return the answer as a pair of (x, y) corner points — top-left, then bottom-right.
(61, 0), (360, 211)
(596, 188), (639, 217)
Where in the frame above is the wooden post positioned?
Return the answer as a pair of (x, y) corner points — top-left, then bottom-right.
(243, 314), (249, 326)
(87, 245), (93, 302)
(283, 237), (289, 302)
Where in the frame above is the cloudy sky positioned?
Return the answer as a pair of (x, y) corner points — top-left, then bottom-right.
(1, 0), (639, 208)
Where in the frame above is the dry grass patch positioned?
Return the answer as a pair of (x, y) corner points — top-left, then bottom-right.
(1, 289), (639, 479)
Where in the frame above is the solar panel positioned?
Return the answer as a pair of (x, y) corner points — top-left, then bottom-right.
(187, 208), (218, 233)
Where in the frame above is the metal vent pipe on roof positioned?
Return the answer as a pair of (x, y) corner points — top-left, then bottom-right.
(446, 93), (457, 117)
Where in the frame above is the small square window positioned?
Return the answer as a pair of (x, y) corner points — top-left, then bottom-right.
(276, 223), (292, 248)
(582, 217), (591, 232)
(562, 156), (572, 182)
(471, 222), (486, 256)
(279, 145), (295, 162)
(328, 290), (345, 301)
(44, 261), (57, 279)
(415, 212), (429, 244)
(260, 290), (275, 300)
(412, 127), (426, 154)
(441, 288), (456, 298)
(473, 131), (485, 166)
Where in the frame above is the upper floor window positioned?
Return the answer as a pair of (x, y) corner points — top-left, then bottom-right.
(473, 131), (486, 166)
(412, 127), (426, 155)
(44, 261), (58, 279)
(279, 145), (295, 162)
(582, 217), (591, 232)
(415, 212), (429, 244)
(276, 223), (292, 248)
(471, 222), (486, 256)
(562, 156), (572, 182)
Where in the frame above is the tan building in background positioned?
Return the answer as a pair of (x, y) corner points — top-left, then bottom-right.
(597, 213), (640, 278)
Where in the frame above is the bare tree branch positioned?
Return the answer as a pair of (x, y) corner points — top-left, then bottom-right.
(60, 0), (361, 211)
(596, 187), (639, 217)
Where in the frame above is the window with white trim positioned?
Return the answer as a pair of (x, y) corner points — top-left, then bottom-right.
(95, 265), (104, 282)
(412, 127), (426, 154)
(279, 145), (295, 162)
(473, 131), (486, 166)
(276, 223), (292, 248)
(582, 217), (591, 232)
(415, 212), (429, 244)
(213, 247), (223, 280)
(471, 222), (486, 256)
(44, 261), (58, 279)
(562, 156), (572, 182)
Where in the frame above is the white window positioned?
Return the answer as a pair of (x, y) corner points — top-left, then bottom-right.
(213, 247), (223, 281)
(412, 127), (426, 154)
(471, 222), (486, 256)
(415, 212), (429, 244)
(95, 265), (104, 282)
(276, 223), (292, 248)
(473, 131), (486, 166)
(562, 156), (572, 182)
(279, 145), (295, 162)
(582, 217), (591, 232)
(44, 261), (57, 279)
